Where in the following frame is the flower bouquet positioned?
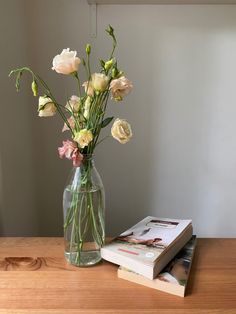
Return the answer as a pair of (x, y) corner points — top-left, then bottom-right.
(9, 25), (133, 266)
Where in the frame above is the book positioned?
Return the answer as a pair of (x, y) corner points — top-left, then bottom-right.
(118, 236), (197, 297)
(101, 216), (193, 279)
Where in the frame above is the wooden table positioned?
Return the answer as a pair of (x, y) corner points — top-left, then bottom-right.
(0, 238), (235, 314)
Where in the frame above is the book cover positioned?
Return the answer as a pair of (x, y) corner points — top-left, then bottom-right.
(118, 236), (197, 297)
(101, 216), (192, 279)
(102, 216), (192, 264)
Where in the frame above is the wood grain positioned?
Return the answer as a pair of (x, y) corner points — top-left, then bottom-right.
(0, 238), (235, 314)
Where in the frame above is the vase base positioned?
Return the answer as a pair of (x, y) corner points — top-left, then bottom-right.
(64, 250), (102, 267)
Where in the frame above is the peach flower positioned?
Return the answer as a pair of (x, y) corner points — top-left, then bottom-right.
(52, 48), (81, 75)
(110, 76), (133, 101)
(91, 73), (109, 92)
(66, 95), (81, 113)
(82, 81), (94, 97)
(62, 116), (76, 132)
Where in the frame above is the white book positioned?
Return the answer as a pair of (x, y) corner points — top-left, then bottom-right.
(118, 236), (197, 297)
(101, 216), (193, 279)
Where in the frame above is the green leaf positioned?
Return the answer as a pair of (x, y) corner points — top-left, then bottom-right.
(101, 117), (114, 128)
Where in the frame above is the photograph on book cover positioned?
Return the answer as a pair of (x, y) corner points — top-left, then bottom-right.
(157, 236), (196, 286)
(115, 217), (190, 247)
(118, 236), (197, 297)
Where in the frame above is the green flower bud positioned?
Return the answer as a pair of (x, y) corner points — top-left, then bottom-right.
(117, 70), (124, 78)
(31, 80), (38, 97)
(106, 25), (114, 36)
(104, 59), (114, 71)
(100, 59), (105, 68)
(111, 67), (119, 79)
(86, 44), (91, 55)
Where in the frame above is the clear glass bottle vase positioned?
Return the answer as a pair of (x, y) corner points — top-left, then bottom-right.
(63, 155), (105, 266)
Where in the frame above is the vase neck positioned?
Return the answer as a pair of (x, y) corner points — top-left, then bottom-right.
(82, 154), (94, 161)
(76, 154), (94, 168)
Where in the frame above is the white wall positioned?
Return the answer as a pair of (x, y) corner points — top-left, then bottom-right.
(93, 4), (236, 237)
(22, 0), (91, 235)
(0, 0), (37, 235)
(1, 0), (236, 237)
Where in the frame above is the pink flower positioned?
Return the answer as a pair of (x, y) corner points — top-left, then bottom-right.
(58, 140), (77, 159)
(58, 140), (83, 167)
(62, 116), (76, 132)
(71, 150), (83, 167)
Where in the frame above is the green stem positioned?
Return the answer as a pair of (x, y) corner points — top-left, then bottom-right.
(93, 91), (110, 149)
(10, 67), (74, 135)
(69, 208), (76, 261)
(87, 54), (91, 79)
(88, 191), (101, 246)
(75, 193), (85, 264)
(96, 135), (111, 147)
(74, 72), (82, 97)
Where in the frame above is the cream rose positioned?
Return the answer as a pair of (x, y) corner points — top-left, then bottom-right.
(111, 118), (132, 144)
(66, 95), (81, 113)
(91, 73), (109, 92)
(52, 48), (81, 75)
(38, 96), (57, 117)
(74, 129), (93, 148)
(110, 76), (133, 101)
(82, 81), (94, 97)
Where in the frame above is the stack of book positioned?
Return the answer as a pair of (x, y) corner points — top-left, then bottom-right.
(101, 216), (196, 297)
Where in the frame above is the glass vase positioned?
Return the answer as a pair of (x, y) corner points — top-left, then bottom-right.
(63, 155), (105, 266)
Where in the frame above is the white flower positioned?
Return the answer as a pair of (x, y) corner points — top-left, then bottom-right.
(110, 76), (133, 101)
(91, 73), (109, 92)
(84, 97), (91, 120)
(38, 96), (57, 117)
(52, 48), (81, 75)
(111, 118), (132, 144)
(74, 129), (93, 148)
(82, 81), (94, 97)
(66, 95), (81, 113)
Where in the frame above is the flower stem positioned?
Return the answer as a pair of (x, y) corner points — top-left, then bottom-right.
(74, 72), (82, 97)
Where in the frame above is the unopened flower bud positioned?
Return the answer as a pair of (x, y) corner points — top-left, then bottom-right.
(104, 59), (114, 71)
(31, 80), (38, 97)
(86, 44), (91, 55)
(106, 25), (114, 36)
(111, 67), (119, 79)
(117, 71), (124, 78)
